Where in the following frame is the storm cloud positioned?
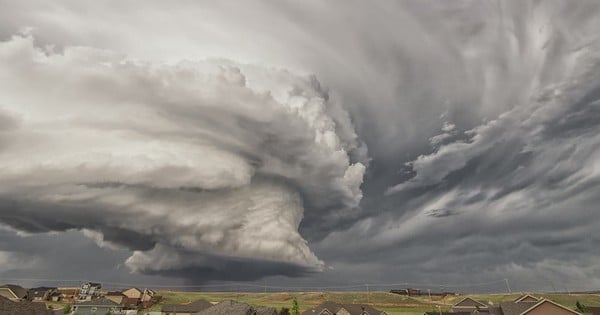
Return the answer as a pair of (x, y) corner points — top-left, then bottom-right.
(1, 0), (600, 291)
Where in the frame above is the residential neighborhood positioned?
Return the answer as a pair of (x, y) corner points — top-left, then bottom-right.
(0, 283), (598, 315)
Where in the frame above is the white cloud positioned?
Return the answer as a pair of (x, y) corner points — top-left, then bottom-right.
(0, 34), (366, 276)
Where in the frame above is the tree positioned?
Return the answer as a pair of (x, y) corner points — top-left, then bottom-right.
(279, 307), (290, 315)
(63, 304), (72, 314)
(576, 300), (587, 313)
(291, 297), (299, 315)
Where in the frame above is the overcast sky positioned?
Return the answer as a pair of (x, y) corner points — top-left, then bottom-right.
(1, 0), (600, 293)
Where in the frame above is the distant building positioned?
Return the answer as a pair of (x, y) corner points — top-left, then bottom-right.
(72, 297), (123, 315)
(78, 282), (101, 301)
(0, 284), (28, 301)
(301, 301), (389, 315)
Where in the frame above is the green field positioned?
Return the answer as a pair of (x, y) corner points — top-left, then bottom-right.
(148, 291), (600, 315)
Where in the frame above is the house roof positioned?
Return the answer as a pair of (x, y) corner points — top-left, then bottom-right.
(514, 294), (540, 303)
(106, 291), (126, 297)
(499, 301), (538, 315)
(28, 287), (56, 299)
(255, 306), (278, 315)
(162, 299), (213, 313)
(195, 300), (255, 315)
(452, 297), (489, 308)
(122, 287), (143, 294)
(0, 295), (53, 315)
(301, 301), (343, 315)
(519, 299), (581, 315)
(75, 297), (120, 307)
(0, 284), (28, 299)
(340, 304), (388, 315)
(301, 301), (386, 315)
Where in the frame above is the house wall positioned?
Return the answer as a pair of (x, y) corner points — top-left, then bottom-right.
(525, 302), (577, 315)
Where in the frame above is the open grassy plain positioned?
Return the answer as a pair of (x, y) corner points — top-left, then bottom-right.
(149, 291), (600, 315)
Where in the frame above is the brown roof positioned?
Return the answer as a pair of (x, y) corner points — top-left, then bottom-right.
(0, 296), (53, 315)
(162, 299), (213, 313)
(106, 291), (126, 297)
(499, 301), (538, 315)
(194, 300), (255, 315)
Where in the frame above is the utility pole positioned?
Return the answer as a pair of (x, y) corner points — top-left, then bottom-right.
(504, 278), (512, 293)
(428, 289), (432, 301)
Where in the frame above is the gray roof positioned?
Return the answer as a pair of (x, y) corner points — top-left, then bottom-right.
(195, 300), (255, 315)
(255, 306), (278, 315)
(75, 297), (120, 307)
(302, 301), (386, 315)
(27, 287), (56, 299)
(0, 295), (53, 315)
(162, 299), (213, 313)
(499, 301), (538, 315)
(0, 284), (28, 299)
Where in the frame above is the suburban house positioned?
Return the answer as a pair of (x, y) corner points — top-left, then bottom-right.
(447, 295), (581, 315)
(194, 300), (256, 315)
(57, 287), (79, 302)
(0, 295), (54, 315)
(495, 295), (581, 315)
(161, 299), (213, 315)
(121, 287), (157, 309)
(27, 287), (58, 302)
(77, 282), (102, 301)
(301, 301), (389, 315)
(105, 291), (127, 305)
(71, 297), (123, 315)
(450, 297), (490, 313)
(0, 284), (27, 301)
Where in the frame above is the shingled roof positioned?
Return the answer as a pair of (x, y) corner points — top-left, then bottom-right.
(255, 306), (278, 315)
(195, 300), (255, 315)
(162, 299), (213, 313)
(301, 301), (387, 315)
(0, 284), (27, 300)
(499, 301), (539, 315)
(0, 295), (53, 315)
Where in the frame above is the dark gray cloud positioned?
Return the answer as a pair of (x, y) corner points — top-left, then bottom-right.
(0, 0), (599, 291)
